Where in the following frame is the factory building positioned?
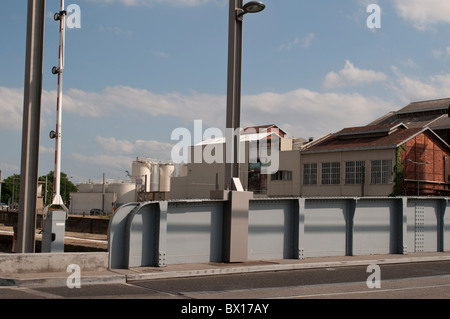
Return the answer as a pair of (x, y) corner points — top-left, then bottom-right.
(69, 158), (177, 215)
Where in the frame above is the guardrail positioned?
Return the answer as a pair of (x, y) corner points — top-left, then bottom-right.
(108, 197), (450, 269)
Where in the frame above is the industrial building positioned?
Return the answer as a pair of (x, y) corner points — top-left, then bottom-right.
(69, 158), (177, 215)
(69, 98), (450, 209)
(169, 125), (303, 199)
(169, 98), (450, 199)
(299, 123), (450, 197)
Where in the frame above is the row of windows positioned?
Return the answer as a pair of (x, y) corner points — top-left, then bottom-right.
(303, 160), (393, 185)
(271, 170), (293, 181)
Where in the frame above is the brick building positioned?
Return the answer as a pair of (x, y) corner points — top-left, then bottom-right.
(296, 123), (450, 197)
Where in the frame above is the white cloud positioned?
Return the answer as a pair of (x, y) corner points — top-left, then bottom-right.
(0, 87), (55, 131)
(87, 0), (223, 7)
(95, 135), (174, 158)
(391, 66), (450, 102)
(393, 0), (450, 30)
(0, 87), (23, 130)
(278, 33), (315, 52)
(323, 60), (388, 89)
(71, 153), (134, 173)
(432, 49), (443, 59)
(0, 84), (394, 140)
(241, 89), (393, 139)
(40, 146), (55, 154)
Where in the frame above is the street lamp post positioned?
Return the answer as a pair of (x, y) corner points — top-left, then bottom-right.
(225, 0), (265, 191)
(221, 1), (265, 263)
(407, 159), (431, 196)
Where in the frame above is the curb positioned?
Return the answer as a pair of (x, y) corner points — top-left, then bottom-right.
(126, 254), (450, 282)
(2, 254), (450, 288)
(0, 272), (126, 288)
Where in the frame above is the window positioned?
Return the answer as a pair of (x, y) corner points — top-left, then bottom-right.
(371, 160), (393, 184)
(322, 162), (340, 185)
(345, 161), (365, 184)
(271, 171), (292, 181)
(303, 163), (317, 185)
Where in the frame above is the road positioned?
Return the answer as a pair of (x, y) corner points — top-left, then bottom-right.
(1, 261), (450, 303)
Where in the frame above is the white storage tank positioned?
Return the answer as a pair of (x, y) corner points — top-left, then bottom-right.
(159, 164), (175, 192)
(150, 163), (160, 192)
(92, 184), (103, 193)
(108, 182), (136, 204)
(78, 183), (94, 193)
(132, 160), (152, 192)
(178, 164), (188, 177)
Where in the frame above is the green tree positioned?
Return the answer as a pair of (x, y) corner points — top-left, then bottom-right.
(1, 172), (77, 207)
(39, 171), (78, 206)
(1, 174), (21, 206)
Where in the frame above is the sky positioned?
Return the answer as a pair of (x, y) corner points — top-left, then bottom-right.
(2, 0), (450, 184)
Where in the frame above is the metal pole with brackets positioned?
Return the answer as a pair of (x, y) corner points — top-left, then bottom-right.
(42, 0), (68, 253)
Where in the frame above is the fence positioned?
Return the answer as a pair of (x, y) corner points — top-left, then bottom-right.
(108, 197), (450, 269)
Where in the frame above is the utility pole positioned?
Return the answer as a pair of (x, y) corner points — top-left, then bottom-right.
(17, 0), (46, 253)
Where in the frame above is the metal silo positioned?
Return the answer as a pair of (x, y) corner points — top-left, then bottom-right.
(131, 159), (152, 192)
(159, 164), (175, 192)
(150, 163), (160, 192)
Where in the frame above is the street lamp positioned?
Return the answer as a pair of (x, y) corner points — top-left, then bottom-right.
(220, 0), (265, 264)
(225, 0), (265, 191)
(237, 1), (266, 20)
(407, 159), (431, 196)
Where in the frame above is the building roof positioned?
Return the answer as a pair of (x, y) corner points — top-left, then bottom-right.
(196, 132), (281, 146)
(396, 98), (450, 114)
(369, 98), (450, 130)
(302, 124), (449, 154)
(242, 124), (287, 136)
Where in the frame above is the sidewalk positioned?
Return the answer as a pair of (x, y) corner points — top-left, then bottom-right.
(2, 251), (450, 288)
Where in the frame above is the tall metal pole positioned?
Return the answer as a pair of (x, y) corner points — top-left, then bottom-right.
(17, 0), (46, 253)
(51, 0), (66, 207)
(225, 0), (243, 190)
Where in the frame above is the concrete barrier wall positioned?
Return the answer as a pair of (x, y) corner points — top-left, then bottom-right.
(108, 197), (450, 269)
(0, 252), (109, 274)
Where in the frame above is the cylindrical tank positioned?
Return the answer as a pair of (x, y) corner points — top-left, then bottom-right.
(159, 164), (175, 192)
(78, 183), (94, 193)
(150, 163), (160, 192)
(108, 182), (136, 204)
(177, 164), (188, 177)
(93, 183), (106, 193)
(131, 160), (152, 192)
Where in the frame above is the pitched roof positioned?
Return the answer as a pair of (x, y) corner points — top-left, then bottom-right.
(396, 98), (450, 114)
(369, 98), (450, 129)
(242, 124), (287, 136)
(301, 124), (446, 154)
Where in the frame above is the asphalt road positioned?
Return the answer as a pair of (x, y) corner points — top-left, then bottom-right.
(1, 260), (450, 304)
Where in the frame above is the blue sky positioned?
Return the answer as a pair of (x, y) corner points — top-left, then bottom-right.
(2, 0), (450, 183)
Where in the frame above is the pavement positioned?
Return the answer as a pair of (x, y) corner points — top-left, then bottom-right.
(2, 224), (450, 288)
(2, 251), (450, 288)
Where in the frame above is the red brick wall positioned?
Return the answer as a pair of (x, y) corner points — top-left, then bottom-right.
(402, 131), (450, 195)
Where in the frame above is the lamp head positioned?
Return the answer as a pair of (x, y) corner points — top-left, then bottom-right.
(242, 1), (266, 14)
(237, 1), (265, 20)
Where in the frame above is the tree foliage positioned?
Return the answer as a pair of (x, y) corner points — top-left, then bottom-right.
(1, 172), (78, 206)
